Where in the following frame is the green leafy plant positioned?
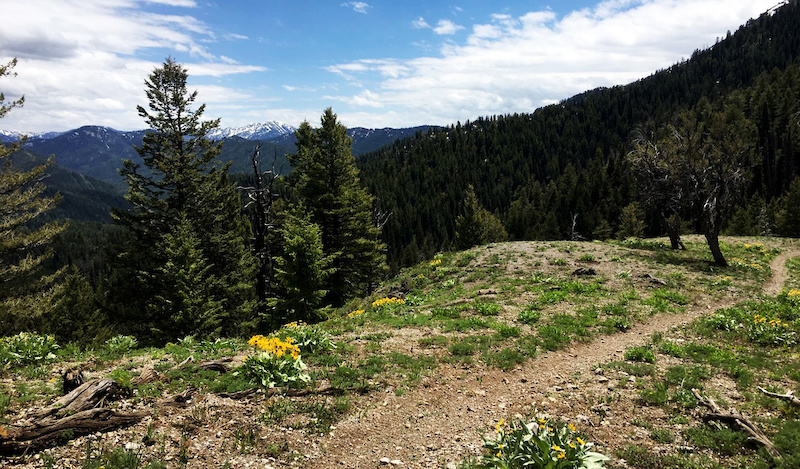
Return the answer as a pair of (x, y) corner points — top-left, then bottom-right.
(474, 300), (502, 316)
(0, 332), (59, 367)
(624, 346), (655, 363)
(477, 418), (609, 468)
(278, 321), (336, 354)
(237, 335), (310, 388)
(104, 335), (138, 355)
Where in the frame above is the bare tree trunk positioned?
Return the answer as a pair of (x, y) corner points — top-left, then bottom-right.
(664, 214), (686, 250)
(705, 230), (728, 266)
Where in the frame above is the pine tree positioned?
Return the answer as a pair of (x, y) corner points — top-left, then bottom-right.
(271, 212), (330, 322)
(287, 108), (386, 306)
(616, 203), (646, 239)
(111, 58), (256, 342)
(0, 58), (66, 333)
(454, 185), (508, 250)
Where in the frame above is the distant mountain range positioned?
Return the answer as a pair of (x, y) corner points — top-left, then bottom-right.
(0, 122), (438, 224)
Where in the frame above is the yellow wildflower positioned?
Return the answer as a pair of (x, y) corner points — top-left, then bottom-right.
(576, 437), (585, 446)
(557, 452), (566, 459)
(567, 423), (576, 432)
(552, 445), (562, 452)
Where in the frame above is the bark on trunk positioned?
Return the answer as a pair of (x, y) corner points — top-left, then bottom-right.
(705, 231), (728, 266)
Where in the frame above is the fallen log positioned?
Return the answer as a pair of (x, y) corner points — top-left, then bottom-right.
(692, 388), (780, 459)
(0, 408), (145, 455)
(32, 379), (124, 421)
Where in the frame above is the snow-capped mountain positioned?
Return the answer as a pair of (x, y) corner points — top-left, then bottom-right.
(207, 121), (296, 141)
(0, 129), (64, 143)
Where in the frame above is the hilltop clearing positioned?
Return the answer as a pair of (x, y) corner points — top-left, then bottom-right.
(2, 236), (800, 468)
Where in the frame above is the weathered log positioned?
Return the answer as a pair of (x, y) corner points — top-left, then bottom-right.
(32, 379), (123, 421)
(758, 387), (800, 407)
(692, 388), (780, 459)
(0, 408), (145, 455)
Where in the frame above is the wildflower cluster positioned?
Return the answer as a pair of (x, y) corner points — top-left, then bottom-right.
(728, 257), (754, 269)
(372, 297), (406, 308)
(239, 334), (309, 389)
(479, 418), (608, 468)
(348, 309), (365, 318)
(787, 289), (800, 306)
(753, 314), (789, 328)
(429, 259), (442, 267)
(710, 275), (734, 290)
(743, 242), (768, 254)
(748, 314), (795, 346)
(248, 334), (300, 360)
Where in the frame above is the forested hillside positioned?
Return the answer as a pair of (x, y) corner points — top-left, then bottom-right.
(358, 0), (800, 270)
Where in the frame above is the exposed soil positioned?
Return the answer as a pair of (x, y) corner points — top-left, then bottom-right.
(6, 241), (799, 469)
(303, 245), (799, 468)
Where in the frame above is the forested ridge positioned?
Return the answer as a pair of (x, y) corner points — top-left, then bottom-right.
(3, 1), (800, 341)
(358, 0), (800, 270)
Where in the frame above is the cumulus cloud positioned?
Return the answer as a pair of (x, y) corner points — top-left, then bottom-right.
(328, 0), (777, 127)
(433, 19), (464, 35)
(0, 0), (265, 131)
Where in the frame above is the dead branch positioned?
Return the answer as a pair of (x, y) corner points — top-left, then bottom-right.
(758, 387), (800, 407)
(692, 388), (780, 459)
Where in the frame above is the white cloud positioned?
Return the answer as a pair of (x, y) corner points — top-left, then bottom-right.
(433, 19), (464, 35)
(341, 2), (370, 14)
(412, 17), (430, 29)
(328, 0), (778, 127)
(0, 0), (265, 131)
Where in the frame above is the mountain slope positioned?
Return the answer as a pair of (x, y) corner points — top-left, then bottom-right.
(8, 149), (128, 223)
(357, 0), (800, 268)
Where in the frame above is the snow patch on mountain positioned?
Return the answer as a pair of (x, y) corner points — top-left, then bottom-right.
(207, 122), (296, 140)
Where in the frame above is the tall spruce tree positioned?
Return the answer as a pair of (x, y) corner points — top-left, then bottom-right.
(111, 58), (256, 342)
(454, 185), (508, 250)
(0, 58), (66, 333)
(287, 108), (386, 306)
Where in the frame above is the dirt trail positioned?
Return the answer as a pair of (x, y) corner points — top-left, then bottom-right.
(306, 249), (800, 468)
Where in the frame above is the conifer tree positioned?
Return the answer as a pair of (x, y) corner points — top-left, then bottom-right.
(0, 58), (66, 333)
(454, 185), (508, 250)
(112, 58), (256, 341)
(287, 108), (386, 306)
(272, 212), (330, 322)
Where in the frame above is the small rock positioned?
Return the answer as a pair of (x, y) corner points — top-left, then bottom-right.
(391, 460), (403, 466)
(380, 457), (392, 465)
(598, 377), (609, 383)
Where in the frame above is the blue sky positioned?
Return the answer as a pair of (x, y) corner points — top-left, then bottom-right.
(0, 0), (781, 133)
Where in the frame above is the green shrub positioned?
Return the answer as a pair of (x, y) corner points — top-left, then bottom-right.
(478, 418), (609, 468)
(0, 332), (59, 367)
(517, 306), (541, 325)
(104, 335), (138, 356)
(624, 346), (656, 363)
(474, 301), (502, 316)
(278, 321), (336, 354)
(238, 335), (310, 389)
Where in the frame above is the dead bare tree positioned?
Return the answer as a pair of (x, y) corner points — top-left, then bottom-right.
(237, 144), (285, 308)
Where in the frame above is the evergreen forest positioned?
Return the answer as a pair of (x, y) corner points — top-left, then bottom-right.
(2, 0), (800, 344)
